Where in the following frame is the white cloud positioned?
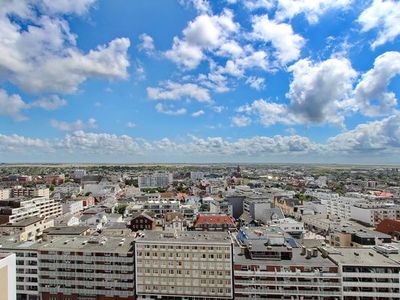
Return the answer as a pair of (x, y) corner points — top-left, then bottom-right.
(286, 57), (357, 126)
(354, 51), (400, 117)
(211, 105), (225, 113)
(155, 103), (187, 116)
(192, 110), (205, 117)
(231, 115), (252, 127)
(275, 0), (352, 24)
(165, 9), (239, 69)
(252, 15), (304, 65)
(126, 122), (136, 128)
(0, 2), (130, 94)
(327, 114), (400, 152)
(138, 33), (155, 54)
(358, 0), (400, 48)
(0, 89), (29, 121)
(50, 118), (97, 131)
(0, 133), (49, 152)
(30, 95), (67, 110)
(243, 0), (274, 10)
(236, 99), (294, 126)
(246, 76), (265, 90)
(40, 0), (97, 15)
(147, 81), (211, 103)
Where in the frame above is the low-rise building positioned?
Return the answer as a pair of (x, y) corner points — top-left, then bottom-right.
(129, 211), (155, 231)
(0, 216), (54, 241)
(193, 214), (236, 231)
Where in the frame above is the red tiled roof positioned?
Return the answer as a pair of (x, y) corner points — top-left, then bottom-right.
(194, 214), (235, 226)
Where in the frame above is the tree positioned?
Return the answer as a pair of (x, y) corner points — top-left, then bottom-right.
(116, 204), (128, 215)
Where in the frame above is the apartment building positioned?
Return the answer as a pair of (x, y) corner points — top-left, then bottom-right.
(0, 188), (10, 200)
(0, 239), (40, 300)
(325, 246), (400, 299)
(0, 252), (16, 300)
(234, 227), (341, 300)
(38, 236), (135, 300)
(135, 230), (233, 299)
(138, 173), (173, 189)
(351, 202), (400, 226)
(0, 196), (62, 225)
(12, 187), (50, 199)
(322, 197), (362, 220)
(62, 200), (83, 215)
(0, 216), (54, 241)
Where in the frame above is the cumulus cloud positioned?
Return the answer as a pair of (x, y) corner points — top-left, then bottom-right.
(192, 110), (205, 117)
(126, 122), (136, 128)
(138, 33), (155, 54)
(0, 133), (50, 152)
(231, 115), (252, 127)
(252, 15), (304, 65)
(358, 0), (400, 49)
(275, 0), (352, 24)
(50, 118), (97, 131)
(165, 9), (239, 69)
(0, 89), (29, 121)
(147, 81), (212, 103)
(327, 114), (400, 152)
(286, 57), (357, 126)
(0, 1), (130, 94)
(40, 0), (97, 15)
(354, 51), (400, 117)
(237, 99), (291, 126)
(30, 95), (67, 110)
(245, 76), (265, 90)
(155, 103), (187, 116)
(243, 0), (274, 10)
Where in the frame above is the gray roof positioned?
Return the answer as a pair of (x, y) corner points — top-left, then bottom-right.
(136, 230), (232, 244)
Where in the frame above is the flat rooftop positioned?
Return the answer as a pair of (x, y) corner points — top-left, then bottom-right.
(43, 226), (90, 236)
(0, 216), (43, 227)
(233, 246), (337, 267)
(323, 247), (400, 266)
(39, 235), (135, 253)
(136, 230), (232, 244)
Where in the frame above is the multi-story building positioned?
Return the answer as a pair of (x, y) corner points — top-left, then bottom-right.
(351, 202), (400, 226)
(135, 230), (233, 299)
(38, 236), (135, 300)
(141, 200), (180, 217)
(0, 252), (16, 300)
(0, 239), (40, 300)
(62, 200), (83, 215)
(234, 227), (342, 300)
(12, 187), (50, 199)
(138, 173), (173, 189)
(190, 171), (205, 181)
(322, 197), (362, 220)
(0, 188), (10, 200)
(0, 216), (54, 241)
(73, 169), (87, 180)
(0, 197), (62, 225)
(192, 214), (236, 231)
(324, 246), (400, 299)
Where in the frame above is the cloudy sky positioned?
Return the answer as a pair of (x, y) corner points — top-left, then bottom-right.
(0, 0), (400, 163)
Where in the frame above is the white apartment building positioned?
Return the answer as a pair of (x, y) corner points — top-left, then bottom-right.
(38, 236), (135, 299)
(190, 171), (205, 181)
(83, 179), (121, 197)
(12, 187), (50, 199)
(322, 197), (363, 220)
(0, 188), (10, 200)
(62, 200), (83, 215)
(135, 230), (233, 300)
(138, 173), (173, 189)
(351, 202), (400, 226)
(73, 169), (87, 179)
(0, 252), (16, 300)
(0, 196), (62, 225)
(0, 239), (40, 300)
(325, 246), (400, 300)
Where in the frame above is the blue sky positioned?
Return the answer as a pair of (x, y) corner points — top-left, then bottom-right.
(0, 0), (400, 163)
